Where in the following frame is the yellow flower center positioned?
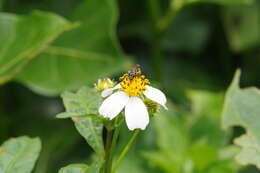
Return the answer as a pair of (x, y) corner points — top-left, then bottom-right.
(119, 69), (149, 97)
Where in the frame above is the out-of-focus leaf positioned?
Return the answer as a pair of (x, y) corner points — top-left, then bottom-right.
(0, 136), (41, 173)
(222, 4), (260, 52)
(153, 108), (188, 159)
(88, 160), (104, 173)
(197, 0), (254, 5)
(143, 104), (189, 173)
(60, 87), (104, 157)
(222, 69), (260, 169)
(188, 90), (224, 117)
(0, 11), (77, 85)
(16, 0), (131, 96)
(0, 0), (3, 9)
(144, 100), (238, 173)
(163, 7), (210, 54)
(233, 134), (260, 169)
(58, 160), (103, 173)
(117, 154), (147, 173)
(58, 164), (88, 173)
(143, 151), (182, 173)
(188, 144), (218, 171)
(187, 90), (230, 147)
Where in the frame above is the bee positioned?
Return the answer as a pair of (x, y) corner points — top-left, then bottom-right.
(128, 64), (141, 80)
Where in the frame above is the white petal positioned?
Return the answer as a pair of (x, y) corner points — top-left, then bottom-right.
(125, 97), (149, 131)
(99, 91), (129, 119)
(144, 85), (167, 109)
(101, 84), (121, 97)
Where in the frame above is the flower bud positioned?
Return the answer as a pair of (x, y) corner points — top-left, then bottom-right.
(143, 98), (160, 116)
(95, 78), (114, 91)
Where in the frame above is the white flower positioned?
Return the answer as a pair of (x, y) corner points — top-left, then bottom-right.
(98, 66), (167, 130)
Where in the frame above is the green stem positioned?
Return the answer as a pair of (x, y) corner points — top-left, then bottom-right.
(111, 129), (141, 173)
(107, 119), (122, 172)
(104, 130), (113, 173)
(110, 121), (122, 158)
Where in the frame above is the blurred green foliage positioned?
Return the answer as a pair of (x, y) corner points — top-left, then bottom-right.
(1, 0), (260, 172)
(222, 70), (260, 169)
(0, 136), (41, 173)
(58, 87), (105, 157)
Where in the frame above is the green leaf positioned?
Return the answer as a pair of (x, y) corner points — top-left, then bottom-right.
(16, 0), (131, 96)
(88, 160), (104, 173)
(233, 134), (260, 169)
(222, 69), (260, 169)
(0, 136), (42, 173)
(58, 87), (102, 118)
(58, 164), (88, 173)
(0, 11), (77, 84)
(72, 116), (104, 157)
(222, 4), (260, 52)
(58, 160), (103, 173)
(59, 87), (104, 157)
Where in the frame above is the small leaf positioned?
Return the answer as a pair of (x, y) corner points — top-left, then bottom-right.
(0, 11), (77, 84)
(59, 87), (102, 118)
(0, 136), (42, 173)
(222, 69), (260, 169)
(59, 87), (104, 157)
(88, 160), (104, 173)
(58, 160), (103, 173)
(58, 164), (88, 173)
(234, 134), (260, 169)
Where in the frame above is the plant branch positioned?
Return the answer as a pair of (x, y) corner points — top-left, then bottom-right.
(104, 129), (113, 173)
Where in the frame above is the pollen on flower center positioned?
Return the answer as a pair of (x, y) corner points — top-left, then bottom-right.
(119, 67), (149, 97)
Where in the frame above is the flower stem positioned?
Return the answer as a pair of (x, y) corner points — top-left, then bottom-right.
(107, 119), (122, 172)
(111, 129), (141, 173)
(110, 122), (122, 159)
(104, 129), (113, 173)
